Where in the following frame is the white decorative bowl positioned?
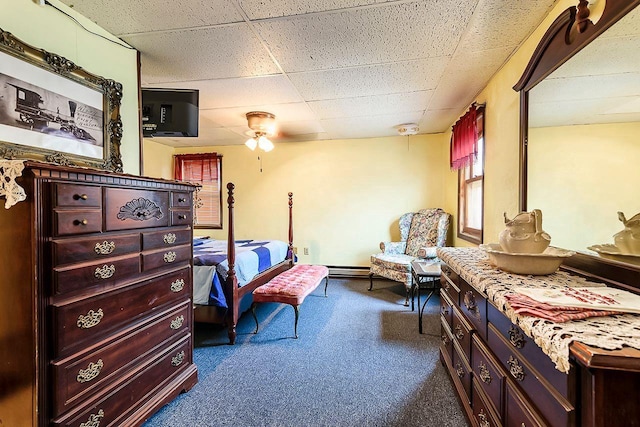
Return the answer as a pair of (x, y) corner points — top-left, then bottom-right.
(587, 244), (640, 266)
(480, 243), (575, 275)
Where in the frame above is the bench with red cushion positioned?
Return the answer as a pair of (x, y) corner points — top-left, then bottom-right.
(251, 264), (329, 338)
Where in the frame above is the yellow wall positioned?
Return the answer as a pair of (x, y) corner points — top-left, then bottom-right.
(143, 138), (175, 178)
(2, 0), (140, 174)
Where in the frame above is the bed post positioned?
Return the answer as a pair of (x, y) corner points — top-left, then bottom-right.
(226, 182), (238, 344)
(288, 192), (294, 265)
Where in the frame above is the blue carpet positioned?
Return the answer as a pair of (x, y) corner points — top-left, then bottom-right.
(143, 278), (468, 427)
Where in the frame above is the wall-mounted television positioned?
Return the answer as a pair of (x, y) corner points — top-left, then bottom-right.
(141, 88), (198, 137)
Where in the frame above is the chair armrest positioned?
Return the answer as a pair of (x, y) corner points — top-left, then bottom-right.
(380, 241), (406, 254)
(417, 246), (439, 258)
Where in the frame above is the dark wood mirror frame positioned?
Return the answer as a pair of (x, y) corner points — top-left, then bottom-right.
(514, 0), (640, 290)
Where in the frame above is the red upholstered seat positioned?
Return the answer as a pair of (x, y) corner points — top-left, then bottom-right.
(253, 264), (329, 306)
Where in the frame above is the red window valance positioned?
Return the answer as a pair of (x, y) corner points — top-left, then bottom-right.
(174, 153), (218, 182)
(450, 105), (480, 170)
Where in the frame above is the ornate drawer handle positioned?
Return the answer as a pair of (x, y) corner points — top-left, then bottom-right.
(478, 409), (490, 427)
(454, 324), (465, 340)
(77, 359), (104, 383)
(170, 278), (185, 292)
(463, 290), (478, 312)
(163, 233), (177, 244)
(455, 363), (465, 379)
(478, 361), (492, 384)
(75, 219), (89, 226)
(178, 214), (187, 220)
(508, 325), (526, 349)
(94, 241), (115, 255)
(75, 193), (88, 201)
(170, 315), (185, 330)
(507, 356), (526, 381)
(178, 197), (186, 203)
(171, 350), (185, 367)
(94, 264), (115, 279)
(441, 306), (449, 316)
(80, 409), (104, 427)
(77, 309), (103, 329)
(441, 335), (450, 346)
(164, 251), (177, 263)
(444, 282), (450, 292)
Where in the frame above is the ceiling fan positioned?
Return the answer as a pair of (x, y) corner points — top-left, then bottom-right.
(245, 111), (276, 152)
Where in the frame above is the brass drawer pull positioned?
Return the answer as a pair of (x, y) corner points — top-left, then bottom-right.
(170, 278), (185, 292)
(75, 193), (89, 201)
(178, 214), (187, 220)
(454, 324), (464, 340)
(170, 315), (185, 330)
(178, 197), (186, 203)
(80, 409), (104, 427)
(163, 233), (177, 244)
(455, 363), (465, 379)
(77, 359), (104, 383)
(508, 325), (526, 349)
(164, 251), (177, 263)
(441, 334), (450, 346)
(77, 309), (103, 329)
(171, 350), (185, 367)
(463, 290), (479, 315)
(94, 241), (115, 255)
(75, 219), (89, 226)
(507, 356), (526, 381)
(478, 409), (490, 427)
(441, 305), (449, 316)
(478, 361), (492, 384)
(94, 264), (115, 279)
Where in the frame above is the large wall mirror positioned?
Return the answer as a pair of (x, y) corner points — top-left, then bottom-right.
(515, 0), (640, 284)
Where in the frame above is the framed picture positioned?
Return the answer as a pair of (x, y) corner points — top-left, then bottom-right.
(0, 27), (123, 172)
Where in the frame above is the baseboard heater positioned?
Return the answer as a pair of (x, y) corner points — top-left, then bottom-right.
(327, 266), (370, 278)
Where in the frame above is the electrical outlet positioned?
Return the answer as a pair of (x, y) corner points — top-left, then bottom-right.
(304, 248), (309, 255)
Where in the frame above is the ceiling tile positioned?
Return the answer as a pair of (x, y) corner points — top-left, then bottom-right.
(143, 75), (303, 109)
(59, 0), (242, 35)
(307, 91), (432, 119)
(321, 111), (424, 139)
(124, 24), (280, 83)
(254, 0), (474, 72)
(238, 0), (395, 19)
(200, 102), (317, 127)
(289, 58), (450, 101)
(418, 109), (461, 134)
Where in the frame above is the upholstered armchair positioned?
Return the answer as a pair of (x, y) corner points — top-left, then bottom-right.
(369, 208), (451, 306)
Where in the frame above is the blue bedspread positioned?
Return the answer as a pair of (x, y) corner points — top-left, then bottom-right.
(192, 238), (290, 308)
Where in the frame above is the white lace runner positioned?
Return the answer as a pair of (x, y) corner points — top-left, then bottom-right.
(0, 160), (27, 209)
(437, 247), (640, 373)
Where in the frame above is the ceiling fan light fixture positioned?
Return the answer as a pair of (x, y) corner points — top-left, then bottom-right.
(258, 135), (274, 152)
(396, 123), (419, 136)
(246, 111), (276, 136)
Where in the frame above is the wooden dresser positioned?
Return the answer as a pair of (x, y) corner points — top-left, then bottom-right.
(437, 248), (640, 427)
(0, 162), (197, 426)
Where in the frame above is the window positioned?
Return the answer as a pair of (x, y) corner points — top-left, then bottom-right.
(174, 153), (222, 228)
(451, 105), (484, 244)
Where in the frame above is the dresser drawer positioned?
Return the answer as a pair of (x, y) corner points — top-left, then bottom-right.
(53, 267), (192, 357)
(441, 267), (460, 306)
(472, 379), (501, 427)
(459, 278), (487, 340)
(452, 340), (472, 404)
(104, 188), (170, 231)
(505, 381), (547, 427)
(488, 302), (574, 398)
(51, 301), (191, 417)
(52, 335), (193, 427)
(440, 289), (453, 329)
(142, 244), (191, 271)
(441, 318), (454, 365)
(53, 254), (141, 296)
(54, 210), (103, 236)
(53, 234), (141, 266)
(142, 228), (191, 250)
(171, 192), (192, 207)
(55, 184), (101, 208)
(452, 306), (473, 362)
(171, 209), (192, 226)
(488, 323), (575, 426)
(472, 335), (504, 420)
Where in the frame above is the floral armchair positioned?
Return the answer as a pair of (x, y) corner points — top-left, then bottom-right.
(369, 208), (451, 306)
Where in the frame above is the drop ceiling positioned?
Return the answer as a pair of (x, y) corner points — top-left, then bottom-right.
(61, 0), (558, 147)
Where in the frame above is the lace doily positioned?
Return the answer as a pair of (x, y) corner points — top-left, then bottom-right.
(0, 160), (27, 209)
(437, 247), (640, 373)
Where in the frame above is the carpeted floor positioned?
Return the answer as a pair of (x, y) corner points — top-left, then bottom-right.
(143, 278), (468, 427)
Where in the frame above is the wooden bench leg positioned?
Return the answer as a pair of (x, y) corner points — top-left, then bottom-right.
(251, 302), (259, 334)
(293, 305), (299, 339)
(324, 276), (329, 297)
(368, 272), (374, 291)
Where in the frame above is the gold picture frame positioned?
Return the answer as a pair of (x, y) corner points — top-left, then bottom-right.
(0, 27), (123, 172)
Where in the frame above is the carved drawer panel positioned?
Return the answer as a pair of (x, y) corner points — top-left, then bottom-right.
(54, 210), (102, 236)
(487, 303), (574, 398)
(472, 335), (504, 421)
(452, 339), (472, 404)
(452, 306), (473, 363)
(55, 184), (101, 208)
(104, 188), (170, 231)
(505, 381), (547, 427)
(142, 228), (191, 251)
(488, 323), (575, 427)
(440, 267), (460, 306)
(171, 192), (192, 207)
(51, 301), (191, 417)
(141, 244), (191, 272)
(440, 290), (453, 329)
(171, 209), (192, 226)
(472, 379), (501, 427)
(52, 335), (193, 427)
(52, 267), (191, 358)
(459, 278), (487, 340)
(440, 318), (454, 365)
(53, 234), (141, 266)
(53, 254), (141, 296)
